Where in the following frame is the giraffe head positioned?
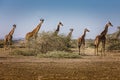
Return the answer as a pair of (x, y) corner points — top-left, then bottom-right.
(117, 26), (120, 30)
(40, 19), (44, 23)
(85, 28), (90, 32)
(13, 24), (16, 28)
(107, 21), (113, 27)
(59, 22), (63, 27)
(70, 28), (74, 32)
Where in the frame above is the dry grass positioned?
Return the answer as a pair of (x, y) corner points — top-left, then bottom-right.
(37, 51), (81, 58)
(0, 56), (120, 80)
(0, 37), (120, 80)
(25, 31), (71, 53)
(10, 48), (81, 58)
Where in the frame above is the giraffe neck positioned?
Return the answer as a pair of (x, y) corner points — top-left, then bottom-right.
(82, 30), (87, 38)
(116, 30), (120, 39)
(8, 27), (16, 36)
(100, 24), (109, 36)
(32, 21), (43, 34)
(56, 24), (60, 31)
(118, 29), (120, 32)
(67, 31), (73, 38)
(104, 24), (109, 33)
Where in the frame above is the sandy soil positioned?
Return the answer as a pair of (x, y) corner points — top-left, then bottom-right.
(0, 49), (120, 80)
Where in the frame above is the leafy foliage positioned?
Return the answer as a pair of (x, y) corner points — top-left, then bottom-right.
(27, 31), (72, 53)
(0, 40), (4, 48)
(11, 49), (37, 56)
(107, 39), (120, 50)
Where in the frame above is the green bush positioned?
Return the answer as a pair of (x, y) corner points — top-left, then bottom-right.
(11, 49), (37, 56)
(12, 31), (76, 57)
(29, 31), (71, 53)
(11, 49), (81, 59)
(106, 39), (120, 50)
(85, 39), (95, 48)
(69, 39), (77, 48)
(107, 42), (120, 50)
(0, 40), (4, 48)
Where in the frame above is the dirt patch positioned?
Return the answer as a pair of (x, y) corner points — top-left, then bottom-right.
(0, 48), (120, 80)
(0, 57), (120, 80)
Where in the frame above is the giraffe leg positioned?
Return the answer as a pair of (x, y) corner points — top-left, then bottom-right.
(6, 42), (9, 50)
(78, 44), (81, 55)
(94, 45), (97, 56)
(4, 43), (7, 52)
(104, 43), (106, 56)
(10, 40), (12, 53)
(4, 43), (6, 50)
(101, 42), (103, 56)
(83, 44), (85, 55)
(96, 45), (99, 56)
(78, 46), (80, 55)
(8, 40), (10, 48)
(102, 40), (106, 56)
(96, 41), (100, 56)
(4, 39), (7, 50)
(104, 39), (106, 56)
(7, 40), (11, 53)
(94, 44), (99, 56)
(94, 37), (100, 56)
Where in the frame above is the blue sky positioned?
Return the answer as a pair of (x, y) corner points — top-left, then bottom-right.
(0, 0), (120, 39)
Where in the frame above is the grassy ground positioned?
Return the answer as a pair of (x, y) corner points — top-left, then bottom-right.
(0, 48), (120, 80)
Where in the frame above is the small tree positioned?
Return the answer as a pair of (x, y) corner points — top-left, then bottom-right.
(31, 31), (71, 53)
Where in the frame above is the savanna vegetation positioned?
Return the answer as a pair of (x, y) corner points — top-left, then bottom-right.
(1, 30), (119, 57)
(0, 27), (120, 80)
(10, 31), (79, 58)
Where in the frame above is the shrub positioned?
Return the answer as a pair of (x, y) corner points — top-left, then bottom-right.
(29, 31), (71, 53)
(0, 40), (4, 48)
(107, 42), (120, 50)
(69, 39), (77, 48)
(11, 49), (37, 56)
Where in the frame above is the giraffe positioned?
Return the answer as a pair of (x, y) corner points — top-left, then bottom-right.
(78, 28), (90, 55)
(94, 21), (113, 56)
(116, 26), (120, 39)
(25, 19), (44, 43)
(53, 22), (63, 36)
(4, 24), (16, 48)
(67, 28), (74, 38)
(66, 28), (74, 47)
